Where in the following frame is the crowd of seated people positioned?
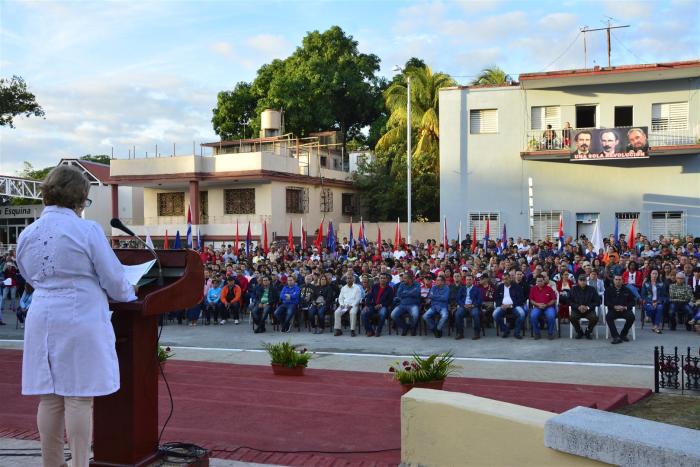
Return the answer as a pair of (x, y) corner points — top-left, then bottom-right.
(3, 230), (699, 344)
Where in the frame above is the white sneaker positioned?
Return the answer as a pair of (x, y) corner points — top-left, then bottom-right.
(234, 320), (239, 325)
(219, 320), (226, 325)
(19, 324), (24, 329)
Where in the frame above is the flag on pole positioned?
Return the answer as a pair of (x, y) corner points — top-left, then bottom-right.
(458, 221), (462, 245)
(627, 219), (636, 250)
(235, 219), (240, 253)
(196, 227), (201, 251)
(501, 223), (507, 253)
(376, 224), (382, 247)
(174, 230), (182, 249)
(557, 213), (564, 252)
(326, 221), (336, 252)
(348, 219), (355, 249)
(314, 220), (323, 250)
(483, 218), (490, 251)
(358, 217), (367, 249)
(144, 228), (154, 249)
(394, 218), (401, 252)
(591, 219), (604, 255)
(471, 225), (477, 253)
(186, 204), (192, 248)
(613, 216), (619, 247)
(300, 218), (307, 251)
(164, 230), (169, 250)
(443, 216), (448, 249)
(288, 220), (294, 252)
(263, 220), (269, 256)
(245, 221), (252, 255)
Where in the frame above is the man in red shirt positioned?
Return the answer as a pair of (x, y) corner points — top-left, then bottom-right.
(529, 275), (558, 340)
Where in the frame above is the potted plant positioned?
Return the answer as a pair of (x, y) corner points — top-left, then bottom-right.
(389, 351), (458, 394)
(263, 341), (312, 376)
(157, 345), (174, 374)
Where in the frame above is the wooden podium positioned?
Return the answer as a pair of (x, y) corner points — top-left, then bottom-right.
(91, 249), (204, 467)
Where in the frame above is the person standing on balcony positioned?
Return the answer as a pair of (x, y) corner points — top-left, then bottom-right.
(562, 122), (572, 147)
(542, 124), (557, 149)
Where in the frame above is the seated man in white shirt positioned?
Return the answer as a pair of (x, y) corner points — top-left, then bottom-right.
(334, 273), (363, 337)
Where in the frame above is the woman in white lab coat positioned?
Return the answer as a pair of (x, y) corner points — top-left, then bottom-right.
(17, 165), (136, 467)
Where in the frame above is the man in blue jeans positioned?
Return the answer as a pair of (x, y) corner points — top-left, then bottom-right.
(361, 273), (394, 337)
(274, 276), (300, 332)
(493, 272), (526, 339)
(391, 271), (421, 336)
(455, 275), (483, 340)
(423, 275), (450, 338)
(528, 274), (558, 340)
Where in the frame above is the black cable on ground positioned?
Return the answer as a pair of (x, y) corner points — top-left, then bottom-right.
(210, 445), (401, 455)
(157, 320), (174, 446)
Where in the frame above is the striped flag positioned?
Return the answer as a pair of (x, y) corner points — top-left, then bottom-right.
(186, 204), (192, 248)
(348, 218), (355, 249)
(483, 218), (490, 251)
(557, 213), (564, 252)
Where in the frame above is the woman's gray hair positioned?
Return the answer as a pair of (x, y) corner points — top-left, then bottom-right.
(42, 165), (90, 209)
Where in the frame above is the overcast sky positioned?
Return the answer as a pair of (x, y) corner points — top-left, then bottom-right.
(1, 0), (698, 175)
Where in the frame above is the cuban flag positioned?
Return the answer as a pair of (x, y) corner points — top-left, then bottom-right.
(348, 219), (355, 249)
(186, 204), (192, 248)
(483, 217), (490, 251)
(359, 217), (368, 249)
(499, 223), (507, 253)
(557, 213), (564, 252)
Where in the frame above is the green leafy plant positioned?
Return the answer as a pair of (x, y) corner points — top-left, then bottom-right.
(157, 345), (174, 363)
(389, 351), (458, 385)
(263, 341), (312, 368)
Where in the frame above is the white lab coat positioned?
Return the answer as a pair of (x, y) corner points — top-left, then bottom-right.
(17, 206), (136, 397)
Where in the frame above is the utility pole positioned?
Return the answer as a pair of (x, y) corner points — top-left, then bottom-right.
(580, 21), (630, 68)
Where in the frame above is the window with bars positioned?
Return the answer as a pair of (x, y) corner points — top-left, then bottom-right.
(320, 188), (333, 213)
(342, 193), (357, 215)
(650, 211), (685, 238)
(157, 192), (184, 216)
(651, 102), (688, 131)
(532, 210), (562, 241)
(224, 188), (255, 214)
(286, 187), (308, 214)
(468, 212), (501, 239)
(615, 212), (639, 237)
(530, 106), (561, 130)
(469, 109), (498, 134)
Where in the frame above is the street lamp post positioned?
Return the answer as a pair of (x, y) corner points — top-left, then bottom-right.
(393, 65), (412, 245)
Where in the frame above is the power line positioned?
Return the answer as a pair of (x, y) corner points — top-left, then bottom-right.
(611, 30), (647, 64)
(541, 31), (582, 71)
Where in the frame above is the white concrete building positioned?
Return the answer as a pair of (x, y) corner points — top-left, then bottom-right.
(439, 60), (700, 241)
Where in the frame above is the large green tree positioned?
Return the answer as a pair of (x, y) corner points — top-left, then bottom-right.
(0, 76), (45, 128)
(212, 26), (383, 146)
(471, 66), (512, 86)
(359, 65), (455, 221)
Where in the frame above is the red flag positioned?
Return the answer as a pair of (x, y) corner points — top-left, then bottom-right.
(427, 239), (433, 256)
(235, 219), (240, 252)
(300, 218), (306, 250)
(164, 230), (169, 250)
(288, 221), (295, 252)
(470, 225), (477, 253)
(314, 220), (323, 250)
(187, 204), (192, 224)
(263, 220), (269, 255)
(394, 218), (400, 252)
(627, 219), (636, 250)
(377, 225), (382, 247)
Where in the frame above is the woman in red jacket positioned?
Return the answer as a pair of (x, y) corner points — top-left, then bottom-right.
(556, 270), (574, 319)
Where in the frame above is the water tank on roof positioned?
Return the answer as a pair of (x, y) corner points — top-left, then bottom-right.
(260, 109), (283, 138)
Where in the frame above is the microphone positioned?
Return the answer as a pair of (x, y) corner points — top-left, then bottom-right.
(111, 218), (163, 286)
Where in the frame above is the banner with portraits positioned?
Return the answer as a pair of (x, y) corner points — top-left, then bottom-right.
(569, 127), (649, 161)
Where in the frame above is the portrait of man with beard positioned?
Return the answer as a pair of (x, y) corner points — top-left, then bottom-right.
(570, 130), (592, 158)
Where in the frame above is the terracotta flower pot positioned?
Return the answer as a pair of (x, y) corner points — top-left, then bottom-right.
(271, 364), (305, 376)
(401, 379), (445, 395)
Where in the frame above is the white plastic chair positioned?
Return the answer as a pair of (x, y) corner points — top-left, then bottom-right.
(604, 305), (637, 341)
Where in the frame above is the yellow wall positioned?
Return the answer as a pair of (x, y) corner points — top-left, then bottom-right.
(401, 389), (603, 467)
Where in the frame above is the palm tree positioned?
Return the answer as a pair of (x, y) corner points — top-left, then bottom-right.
(376, 66), (456, 173)
(471, 66), (512, 86)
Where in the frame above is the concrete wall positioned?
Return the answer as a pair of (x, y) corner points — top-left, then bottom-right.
(401, 389), (601, 467)
(335, 222), (441, 244)
(439, 78), (700, 239)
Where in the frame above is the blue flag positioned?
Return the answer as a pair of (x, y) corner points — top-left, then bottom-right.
(348, 222), (355, 249)
(186, 224), (192, 249)
(326, 221), (336, 252)
(614, 217), (619, 247)
(174, 230), (182, 249)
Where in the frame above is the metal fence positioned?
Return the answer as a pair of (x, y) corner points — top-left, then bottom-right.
(654, 346), (700, 394)
(523, 128), (698, 152)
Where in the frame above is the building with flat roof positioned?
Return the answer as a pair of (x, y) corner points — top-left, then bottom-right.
(108, 122), (358, 246)
(439, 60), (700, 242)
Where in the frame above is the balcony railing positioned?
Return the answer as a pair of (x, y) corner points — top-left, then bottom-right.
(523, 127), (699, 152)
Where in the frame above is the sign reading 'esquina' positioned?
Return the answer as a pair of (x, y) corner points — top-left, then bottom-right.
(569, 126), (650, 161)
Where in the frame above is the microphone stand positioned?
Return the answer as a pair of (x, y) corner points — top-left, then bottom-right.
(111, 219), (164, 286)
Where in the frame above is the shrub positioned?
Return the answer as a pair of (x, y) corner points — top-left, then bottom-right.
(263, 341), (312, 368)
(389, 351), (458, 385)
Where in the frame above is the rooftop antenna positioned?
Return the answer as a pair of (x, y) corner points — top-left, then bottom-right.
(580, 18), (630, 68)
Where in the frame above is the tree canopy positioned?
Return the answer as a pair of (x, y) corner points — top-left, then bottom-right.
(471, 66), (512, 86)
(0, 76), (45, 128)
(212, 26), (384, 143)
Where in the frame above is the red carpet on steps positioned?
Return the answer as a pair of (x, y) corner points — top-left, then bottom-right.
(0, 349), (650, 466)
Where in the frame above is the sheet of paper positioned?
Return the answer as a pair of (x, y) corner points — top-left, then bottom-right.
(3, 278), (12, 286)
(122, 259), (156, 286)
